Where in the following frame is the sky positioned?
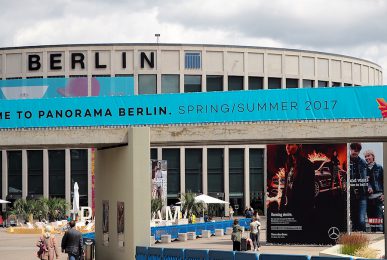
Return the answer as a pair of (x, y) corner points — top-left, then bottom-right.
(1, 0), (387, 82)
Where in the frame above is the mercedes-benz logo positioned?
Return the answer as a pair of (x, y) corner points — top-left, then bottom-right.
(328, 227), (340, 240)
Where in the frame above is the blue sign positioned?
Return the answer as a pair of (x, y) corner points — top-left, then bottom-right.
(0, 83), (386, 129)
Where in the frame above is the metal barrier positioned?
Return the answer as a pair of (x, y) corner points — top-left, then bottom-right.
(260, 254), (310, 260)
(135, 246), (148, 260)
(151, 219), (253, 241)
(184, 249), (209, 260)
(235, 251), (259, 260)
(148, 247), (163, 260)
(163, 248), (185, 260)
(208, 250), (235, 260)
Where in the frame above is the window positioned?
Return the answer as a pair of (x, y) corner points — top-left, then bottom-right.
(303, 79), (314, 88)
(28, 150), (43, 197)
(208, 149), (224, 193)
(248, 76), (263, 90)
(8, 151), (22, 195)
(344, 83), (352, 86)
(318, 81), (328, 88)
(49, 150), (65, 199)
(184, 75), (202, 93)
(228, 76), (244, 91)
(185, 52), (201, 69)
(206, 75), (223, 92)
(150, 148), (157, 160)
(162, 149), (180, 198)
(71, 149), (88, 207)
(229, 149), (244, 195)
(185, 149), (202, 193)
(0, 153), (2, 197)
(161, 75), (179, 93)
(249, 149), (264, 214)
(138, 74), (157, 94)
(332, 82), (341, 87)
(286, 78), (299, 89)
(268, 77), (282, 89)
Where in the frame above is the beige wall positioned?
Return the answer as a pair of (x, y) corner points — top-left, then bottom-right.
(95, 127), (150, 260)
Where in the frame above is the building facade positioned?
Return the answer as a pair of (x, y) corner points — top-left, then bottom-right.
(0, 44), (383, 215)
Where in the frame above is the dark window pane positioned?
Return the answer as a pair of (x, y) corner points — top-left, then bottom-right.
(268, 77), (282, 89)
(71, 149), (88, 206)
(150, 148), (157, 160)
(8, 151), (22, 195)
(332, 82), (341, 87)
(208, 149), (224, 193)
(286, 78), (298, 89)
(318, 80), (328, 88)
(49, 150), (65, 198)
(206, 75), (223, 92)
(229, 149), (244, 194)
(184, 75), (201, 93)
(163, 149), (180, 197)
(228, 76), (243, 91)
(344, 83), (352, 86)
(28, 150), (43, 196)
(0, 153), (2, 197)
(303, 79), (314, 88)
(161, 74), (179, 93)
(138, 74), (157, 94)
(248, 77), (263, 90)
(185, 149), (202, 193)
(249, 149), (264, 214)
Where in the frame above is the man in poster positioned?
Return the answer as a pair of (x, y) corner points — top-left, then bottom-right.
(364, 149), (384, 232)
(349, 143), (368, 232)
(280, 144), (315, 240)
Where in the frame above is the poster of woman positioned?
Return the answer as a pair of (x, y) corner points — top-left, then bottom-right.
(102, 200), (109, 246)
(117, 201), (125, 248)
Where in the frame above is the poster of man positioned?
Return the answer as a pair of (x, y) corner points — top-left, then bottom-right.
(102, 200), (109, 246)
(151, 160), (168, 205)
(267, 143), (347, 244)
(349, 142), (384, 232)
(117, 201), (125, 248)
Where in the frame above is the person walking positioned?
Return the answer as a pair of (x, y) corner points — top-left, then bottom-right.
(249, 216), (261, 251)
(61, 220), (84, 260)
(231, 219), (243, 251)
(36, 225), (60, 260)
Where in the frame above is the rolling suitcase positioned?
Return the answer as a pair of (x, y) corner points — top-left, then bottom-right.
(241, 238), (248, 251)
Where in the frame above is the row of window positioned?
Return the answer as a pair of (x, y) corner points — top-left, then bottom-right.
(139, 74), (358, 94)
(2, 149), (88, 206)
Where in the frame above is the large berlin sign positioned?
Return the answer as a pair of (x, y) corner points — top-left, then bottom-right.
(0, 78), (386, 129)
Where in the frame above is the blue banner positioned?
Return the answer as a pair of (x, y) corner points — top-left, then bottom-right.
(0, 85), (386, 129)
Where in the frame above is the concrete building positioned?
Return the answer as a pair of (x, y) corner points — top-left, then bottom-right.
(0, 44), (383, 215)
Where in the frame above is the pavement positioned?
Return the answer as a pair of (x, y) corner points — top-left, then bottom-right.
(0, 216), (384, 259)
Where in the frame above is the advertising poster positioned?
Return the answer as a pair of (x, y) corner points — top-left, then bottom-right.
(151, 160), (168, 205)
(102, 200), (109, 246)
(267, 144), (347, 244)
(349, 142), (384, 232)
(117, 201), (125, 248)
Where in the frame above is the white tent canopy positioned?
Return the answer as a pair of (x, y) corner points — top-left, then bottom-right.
(194, 194), (229, 204)
(0, 199), (10, 204)
(72, 182), (80, 215)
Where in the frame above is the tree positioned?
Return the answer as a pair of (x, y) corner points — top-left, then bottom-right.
(180, 192), (204, 216)
(47, 198), (69, 221)
(151, 198), (163, 219)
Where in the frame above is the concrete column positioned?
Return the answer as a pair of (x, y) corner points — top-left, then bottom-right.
(157, 147), (162, 160)
(65, 149), (71, 204)
(202, 147), (208, 194)
(224, 147), (230, 216)
(244, 147), (250, 208)
(180, 147), (185, 195)
(22, 150), (27, 198)
(2, 151), (7, 211)
(43, 149), (49, 198)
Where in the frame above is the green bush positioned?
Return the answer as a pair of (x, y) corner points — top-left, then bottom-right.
(338, 232), (369, 256)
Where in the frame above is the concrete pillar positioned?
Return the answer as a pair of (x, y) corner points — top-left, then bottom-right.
(65, 149), (71, 204)
(2, 151), (7, 211)
(43, 149), (49, 198)
(95, 127), (150, 260)
(180, 147), (185, 195)
(224, 147), (229, 216)
(202, 147), (208, 194)
(22, 150), (27, 198)
(244, 147), (250, 208)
